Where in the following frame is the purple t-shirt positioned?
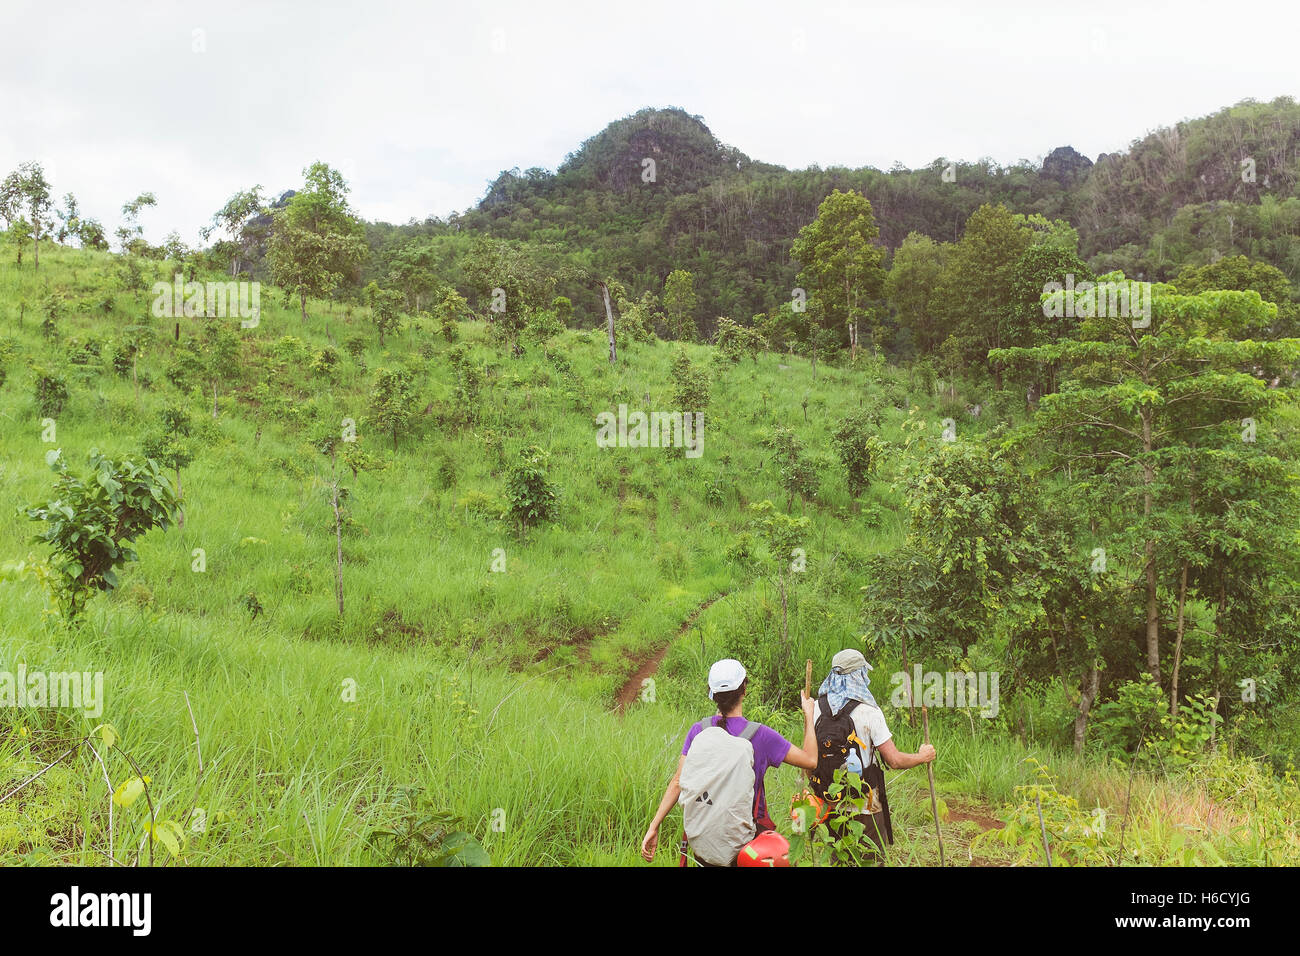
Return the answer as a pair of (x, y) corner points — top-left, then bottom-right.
(681, 716), (792, 822)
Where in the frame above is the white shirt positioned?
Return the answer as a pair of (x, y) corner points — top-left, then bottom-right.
(846, 700), (892, 768)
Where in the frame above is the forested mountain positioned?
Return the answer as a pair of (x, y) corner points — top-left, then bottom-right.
(354, 98), (1300, 334)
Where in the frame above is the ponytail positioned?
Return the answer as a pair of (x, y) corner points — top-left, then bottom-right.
(711, 679), (747, 736)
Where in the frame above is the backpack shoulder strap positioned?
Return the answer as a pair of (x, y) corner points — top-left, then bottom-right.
(738, 720), (760, 742)
(818, 696), (833, 722)
(846, 700), (876, 762)
(841, 699), (861, 719)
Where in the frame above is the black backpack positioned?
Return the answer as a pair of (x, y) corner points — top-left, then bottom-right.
(809, 697), (873, 801)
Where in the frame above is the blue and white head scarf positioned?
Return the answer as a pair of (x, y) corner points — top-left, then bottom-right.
(818, 650), (877, 715)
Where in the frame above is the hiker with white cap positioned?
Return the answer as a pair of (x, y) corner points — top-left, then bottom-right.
(808, 648), (936, 861)
(640, 658), (818, 866)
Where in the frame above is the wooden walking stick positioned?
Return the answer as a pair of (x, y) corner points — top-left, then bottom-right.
(803, 659), (813, 780)
(922, 704), (945, 866)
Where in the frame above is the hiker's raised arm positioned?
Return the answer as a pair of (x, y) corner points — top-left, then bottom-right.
(877, 738), (936, 770)
(781, 691), (819, 770)
(641, 755), (686, 862)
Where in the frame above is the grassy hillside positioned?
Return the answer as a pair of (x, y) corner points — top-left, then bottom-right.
(2, 246), (1297, 866)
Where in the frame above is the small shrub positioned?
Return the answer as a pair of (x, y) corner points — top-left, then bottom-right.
(504, 445), (558, 530)
(32, 367), (69, 418)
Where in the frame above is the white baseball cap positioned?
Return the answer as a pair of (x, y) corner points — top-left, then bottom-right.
(708, 659), (747, 700)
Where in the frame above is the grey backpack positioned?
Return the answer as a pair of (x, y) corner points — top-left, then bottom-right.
(678, 718), (760, 866)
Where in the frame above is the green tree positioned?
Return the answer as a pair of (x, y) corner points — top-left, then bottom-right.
(364, 281), (405, 345)
(886, 232), (951, 355)
(790, 189), (886, 360)
(0, 162), (54, 270)
(461, 238), (555, 356)
(55, 192), (81, 244)
(670, 346), (710, 413)
(934, 203), (1035, 376)
(7, 219), (32, 266)
(142, 404), (196, 527)
(748, 499), (809, 670)
(663, 269), (698, 341)
(268, 163), (367, 324)
(992, 281), (1300, 691)
(831, 413), (885, 497)
(435, 288), (468, 342)
(1173, 255), (1298, 339)
(505, 445), (558, 530)
(446, 346), (484, 426)
(33, 367), (69, 418)
(203, 321), (241, 418)
(117, 192), (157, 256)
(24, 450), (178, 623)
(369, 367), (417, 451)
(1004, 245), (1095, 396)
(387, 241), (440, 312)
(203, 186), (266, 276)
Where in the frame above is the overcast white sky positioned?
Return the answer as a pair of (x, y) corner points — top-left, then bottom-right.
(2, 0), (1296, 246)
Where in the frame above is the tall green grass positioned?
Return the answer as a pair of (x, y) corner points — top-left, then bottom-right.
(2, 244), (1295, 866)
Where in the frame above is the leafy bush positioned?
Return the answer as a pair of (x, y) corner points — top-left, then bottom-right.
(32, 367), (69, 418)
(831, 413), (885, 496)
(367, 787), (489, 867)
(976, 758), (1111, 866)
(504, 445), (558, 530)
(433, 453), (457, 490)
(310, 345), (341, 380)
(670, 346), (710, 414)
(23, 450), (178, 622)
(455, 490), (503, 520)
(725, 531), (754, 564)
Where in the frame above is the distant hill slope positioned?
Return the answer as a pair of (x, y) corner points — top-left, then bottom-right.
(361, 97), (1300, 327)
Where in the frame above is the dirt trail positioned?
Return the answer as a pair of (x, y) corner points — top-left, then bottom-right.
(614, 592), (728, 713)
(946, 802), (1005, 831)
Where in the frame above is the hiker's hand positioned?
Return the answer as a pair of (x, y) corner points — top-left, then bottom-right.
(641, 825), (659, 862)
(800, 691), (816, 723)
(919, 743), (936, 763)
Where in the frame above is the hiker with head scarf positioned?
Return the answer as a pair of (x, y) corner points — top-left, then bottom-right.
(809, 648), (935, 860)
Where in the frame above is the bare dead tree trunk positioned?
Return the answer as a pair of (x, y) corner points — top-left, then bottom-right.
(331, 463), (345, 616)
(1171, 483), (1196, 716)
(1170, 561), (1190, 716)
(1211, 581), (1226, 754)
(1073, 661), (1100, 755)
(1141, 408), (1161, 685)
(780, 571), (788, 651)
(602, 282), (616, 365)
(901, 628), (915, 728)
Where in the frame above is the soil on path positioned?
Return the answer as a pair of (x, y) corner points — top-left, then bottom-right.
(614, 592), (728, 713)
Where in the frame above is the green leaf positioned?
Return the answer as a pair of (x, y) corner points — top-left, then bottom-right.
(441, 832), (490, 867)
(93, 723), (119, 749)
(112, 776), (147, 808)
(150, 820), (184, 857)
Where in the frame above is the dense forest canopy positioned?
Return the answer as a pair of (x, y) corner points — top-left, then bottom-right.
(337, 98), (1300, 344)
